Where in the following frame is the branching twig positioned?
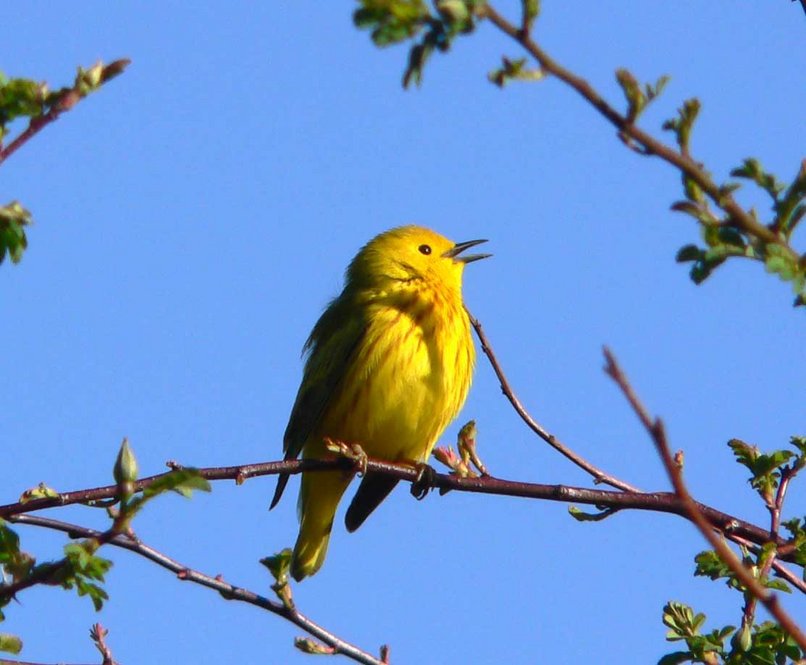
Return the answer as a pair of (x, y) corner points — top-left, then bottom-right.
(0, 526), (118, 602)
(0, 60), (130, 166)
(477, 4), (799, 262)
(603, 347), (806, 652)
(468, 311), (640, 492)
(7, 514), (385, 665)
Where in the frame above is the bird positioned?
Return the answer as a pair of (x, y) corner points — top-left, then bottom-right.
(270, 225), (489, 581)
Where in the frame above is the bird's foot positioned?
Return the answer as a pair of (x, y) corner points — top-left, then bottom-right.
(323, 437), (368, 476)
(410, 463), (437, 500)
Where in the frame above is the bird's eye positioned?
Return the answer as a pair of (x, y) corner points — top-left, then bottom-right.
(418, 244), (432, 255)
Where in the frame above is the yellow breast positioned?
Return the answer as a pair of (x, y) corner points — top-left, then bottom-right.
(311, 281), (474, 463)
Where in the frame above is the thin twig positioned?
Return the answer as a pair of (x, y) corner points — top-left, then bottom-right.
(8, 514), (384, 665)
(0, 661), (97, 665)
(89, 624), (116, 665)
(477, 4), (798, 262)
(0, 60), (130, 166)
(727, 533), (806, 595)
(0, 525), (119, 601)
(603, 347), (806, 652)
(468, 311), (640, 492)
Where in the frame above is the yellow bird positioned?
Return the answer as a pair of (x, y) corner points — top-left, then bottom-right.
(271, 225), (489, 581)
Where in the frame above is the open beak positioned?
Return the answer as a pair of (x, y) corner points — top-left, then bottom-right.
(443, 238), (491, 264)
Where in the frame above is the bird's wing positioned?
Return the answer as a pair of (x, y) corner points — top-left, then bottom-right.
(270, 297), (367, 509)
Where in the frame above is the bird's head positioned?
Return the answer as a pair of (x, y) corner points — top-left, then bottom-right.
(346, 225), (490, 294)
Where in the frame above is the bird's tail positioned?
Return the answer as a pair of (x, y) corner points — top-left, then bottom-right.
(291, 470), (351, 581)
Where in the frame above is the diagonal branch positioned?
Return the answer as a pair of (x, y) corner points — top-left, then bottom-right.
(7, 514), (385, 665)
(603, 347), (806, 652)
(477, 4), (798, 262)
(468, 311), (639, 492)
(0, 60), (130, 166)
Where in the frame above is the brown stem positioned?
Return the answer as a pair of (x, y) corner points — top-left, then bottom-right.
(468, 311), (640, 492)
(89, 624), (116, 665)
(1, 456), (798, 564)
(8, 514), (384, 665)
(477, 4), (798, 261)
(604, 348), (806, 652)
(0, 59), (130, 166)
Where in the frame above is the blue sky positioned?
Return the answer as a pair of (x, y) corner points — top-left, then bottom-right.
(2, 2), (804, 663)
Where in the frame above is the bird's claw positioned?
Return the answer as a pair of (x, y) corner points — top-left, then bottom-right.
(410, 463), (437, 500)
(323, 438), (368, 476)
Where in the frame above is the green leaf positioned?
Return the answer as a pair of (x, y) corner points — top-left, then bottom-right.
(731, 158), (785, 200)
(645, 74), (670, 102)
(142, 468), (211, 500)
(694, 550), (743, 590)
(0, 633), (22, 655)
(567, 506), (615, 522)
(657, 653), (692, 665)
(789, 435), (806, 456)
(662, 601), (706, 639)
(0, 201), (32, 265)
(772, 161), (806, 235)
(616, 68), (645, 122)
(488, 56), (545, 88)
(675, 244), (701, 263)
(0, 76), (48, 129)
(716, 226), (745, 248)
(260, 548), (293, 583)
(353, 0), (430, 47)
(764, 244), (798, 281)
(662, 98), (700, 152)
(0, 520), (20, 559)
(55, 542), (113, 611)
(18, 482), (60, 503)
(764, 578), (791, 593)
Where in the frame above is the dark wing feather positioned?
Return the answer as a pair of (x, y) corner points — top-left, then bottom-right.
(270, 296), (366, 509)
(344, 473), (400, 532)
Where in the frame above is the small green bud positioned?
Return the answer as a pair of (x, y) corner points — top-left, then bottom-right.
(294, 638), (335, 655)
(437, 0), (470, 24)
(113, 437), (138, 492)
(731, 624), (752, 653)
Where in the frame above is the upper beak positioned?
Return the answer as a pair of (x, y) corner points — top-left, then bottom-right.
(443, 238), (491, 264)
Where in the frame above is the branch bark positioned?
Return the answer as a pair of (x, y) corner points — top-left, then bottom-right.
(7, 514), (385, 665)
(604, 348), (806, 652)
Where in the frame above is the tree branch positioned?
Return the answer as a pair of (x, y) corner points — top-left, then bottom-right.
(468, 311), (640, 492)
(1, 455), (798, 564)
(477, 4), (799, 262)
(603, 347), (806, 652)
(0, 60), (130, 166)
(7, 514), (385, 665)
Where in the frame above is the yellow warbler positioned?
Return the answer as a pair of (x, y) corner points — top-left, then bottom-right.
(271, 225), (489, 581)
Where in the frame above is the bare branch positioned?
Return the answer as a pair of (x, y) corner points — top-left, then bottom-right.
(1, 456), (797, 564)
(603, 347), (806, 652)
(468, 312), (640, 492)
(8, 514), (384, 665)
(477, 4), (799, 262)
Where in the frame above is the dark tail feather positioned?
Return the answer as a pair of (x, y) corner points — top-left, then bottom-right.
(270, 472), (290, 510)
(344, 473), (399, 532)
